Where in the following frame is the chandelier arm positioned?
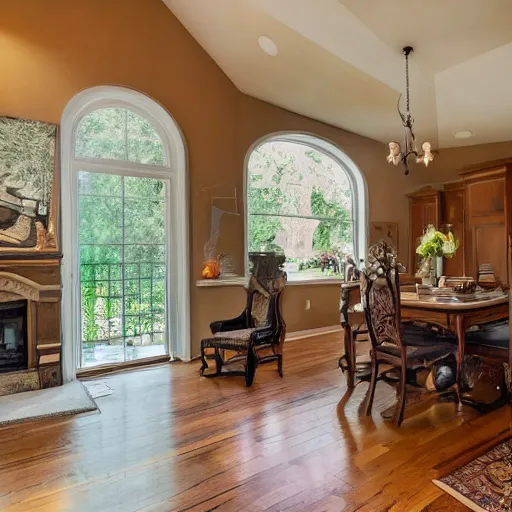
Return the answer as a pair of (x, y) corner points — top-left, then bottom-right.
(403, 150), (419, 159)
(401, 155), (410, 176)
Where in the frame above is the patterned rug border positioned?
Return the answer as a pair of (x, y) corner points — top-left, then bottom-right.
(433, 436), (512, 512)
(433, 479), (486, 512)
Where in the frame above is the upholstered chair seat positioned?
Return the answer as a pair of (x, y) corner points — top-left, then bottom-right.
(466, 320), (509, 349)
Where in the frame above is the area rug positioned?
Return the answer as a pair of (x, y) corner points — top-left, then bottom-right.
(433, 438), (512, 511)
(0, 380), (98, 427)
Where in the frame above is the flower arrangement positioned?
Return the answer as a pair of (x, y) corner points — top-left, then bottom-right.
(416, 225), (458, 259)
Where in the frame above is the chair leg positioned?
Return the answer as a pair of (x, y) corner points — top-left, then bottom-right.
(365, 352), (379, 416)
(200, 344), (208, 375)
(245, 349), (256, 387)
(277, 354), (283, 377)
(393, 367), (407, 427)
(214, 347), (223, 376)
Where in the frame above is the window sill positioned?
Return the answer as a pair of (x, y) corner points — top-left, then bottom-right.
(196, 277), (344, 288)
(287, 278), (343, 286)
(196, 277), (248, 288)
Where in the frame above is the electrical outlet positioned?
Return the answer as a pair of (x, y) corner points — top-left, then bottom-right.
(305, 299), (311, 310)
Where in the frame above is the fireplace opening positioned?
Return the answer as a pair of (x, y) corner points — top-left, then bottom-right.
(0, 300), (27, 373)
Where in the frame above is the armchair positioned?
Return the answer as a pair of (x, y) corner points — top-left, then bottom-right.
(200, 273), (287, 386)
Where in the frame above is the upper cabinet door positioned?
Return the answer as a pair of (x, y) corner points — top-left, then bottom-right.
(467, 177), (505, 221)
(462, 166), (509, 285)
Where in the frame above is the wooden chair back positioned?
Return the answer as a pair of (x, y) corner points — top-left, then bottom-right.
(246, 275), (287, 345)
(361, 241), (404, 353)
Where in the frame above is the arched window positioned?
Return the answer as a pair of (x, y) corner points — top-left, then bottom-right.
(246, 133), (367, 282)
(61, 87), (189, 381)
(75, 107), (165, 165)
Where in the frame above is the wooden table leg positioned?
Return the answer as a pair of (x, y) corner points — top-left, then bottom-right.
(343, 325), (355, 390)
(350, 328), (357, 383)
(455, 314), (466, 403)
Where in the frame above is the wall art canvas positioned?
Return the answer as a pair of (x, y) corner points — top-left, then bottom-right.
(369, 222), (399, 251)
(0, 117), (58, 252)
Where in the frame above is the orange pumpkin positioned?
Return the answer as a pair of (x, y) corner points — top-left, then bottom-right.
(202, 259), (220, 279)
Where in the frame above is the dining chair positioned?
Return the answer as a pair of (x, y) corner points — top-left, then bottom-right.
(339, 283), (369, 388)
(361, 241), (456, 426)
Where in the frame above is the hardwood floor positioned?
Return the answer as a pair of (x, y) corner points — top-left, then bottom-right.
(0, 333), (509, 511)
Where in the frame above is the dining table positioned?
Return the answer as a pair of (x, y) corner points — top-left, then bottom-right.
(340, 281), (509, 394)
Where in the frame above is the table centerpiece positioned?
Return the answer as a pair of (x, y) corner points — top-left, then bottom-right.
(415, 224), (458, 286)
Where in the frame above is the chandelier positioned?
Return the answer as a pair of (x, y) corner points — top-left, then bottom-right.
(387, 46), (433, 175)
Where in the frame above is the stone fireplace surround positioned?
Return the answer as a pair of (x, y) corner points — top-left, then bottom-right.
(0, 262), (62, 397)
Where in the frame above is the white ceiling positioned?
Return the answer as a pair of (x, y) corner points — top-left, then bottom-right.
(163, 0), (512, 149)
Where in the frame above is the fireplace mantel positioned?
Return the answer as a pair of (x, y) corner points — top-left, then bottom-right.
(0, 272), (60, 303)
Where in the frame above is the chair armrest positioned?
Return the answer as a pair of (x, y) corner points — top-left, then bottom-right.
(210, 312), (249, 334)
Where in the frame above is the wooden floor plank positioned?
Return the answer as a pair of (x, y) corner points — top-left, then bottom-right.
(0, 333), (509, 511)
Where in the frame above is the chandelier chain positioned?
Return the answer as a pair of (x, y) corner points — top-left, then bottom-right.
(405, 50), (410, 115)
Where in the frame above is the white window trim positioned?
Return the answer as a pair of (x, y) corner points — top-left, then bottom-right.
(60, 86), (190, 382)
(244, 132), (368, 282)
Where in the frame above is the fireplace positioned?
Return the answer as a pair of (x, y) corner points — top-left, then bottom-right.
(0, 270), (62, 396)
(0, 300), (27, 373)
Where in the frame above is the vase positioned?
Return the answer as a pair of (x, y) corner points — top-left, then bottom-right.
(435, 256), (443, 283)
(417, 257), (433, 286)
(424, 256), (443, 287)
(427, 256), (443, 287)
(428, 257), (436, 287)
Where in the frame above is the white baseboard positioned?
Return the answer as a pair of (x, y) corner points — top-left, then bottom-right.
(285, 325), (342, 342)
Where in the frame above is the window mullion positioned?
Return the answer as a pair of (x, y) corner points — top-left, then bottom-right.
(249, 212), (353, 223)
(124, 109), (129, 162)
(72, 159), (172, 177)
(121, 175), (127, 363)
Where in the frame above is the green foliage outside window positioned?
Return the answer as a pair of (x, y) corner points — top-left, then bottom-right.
(310, 187), (352, 253)
(79, 172), (167, 346)
(76, 107), (165, 165)
(247, 141), (354, 268)
(76, 108), (168, 352)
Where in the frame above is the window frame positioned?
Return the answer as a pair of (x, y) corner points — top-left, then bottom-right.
(61, 86), (190, 382)
(244, 132), (368, 284)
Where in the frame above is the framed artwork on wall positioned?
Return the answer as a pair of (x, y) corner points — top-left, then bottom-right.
(369, 221), (399, 251)
(0, 116), (59, 253)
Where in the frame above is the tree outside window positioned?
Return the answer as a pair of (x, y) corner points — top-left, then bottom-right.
(247, 140), (356, 281)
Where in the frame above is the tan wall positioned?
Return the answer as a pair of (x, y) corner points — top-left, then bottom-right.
(426, 141), (512, 184)
(0, 0), (486, 357)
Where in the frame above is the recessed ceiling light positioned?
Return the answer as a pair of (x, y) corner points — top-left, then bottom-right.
(454, 130), (473, 139)
(258, 36), (278, 57)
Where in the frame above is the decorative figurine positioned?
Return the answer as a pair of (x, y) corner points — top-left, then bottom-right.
(386, 141), (401, 165)
(416, 142), (434, 167)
